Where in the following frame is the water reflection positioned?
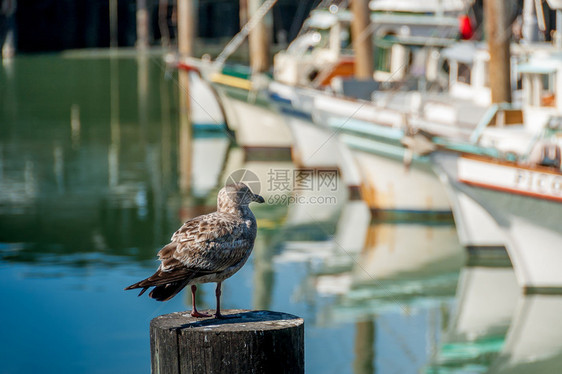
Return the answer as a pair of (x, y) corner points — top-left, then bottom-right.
(0, 55), (183, 267)
(313, 223), (464, 324)
(2, 54), (560, 374)
(486, 295), (562, 374)
(428, 260), (519, 372)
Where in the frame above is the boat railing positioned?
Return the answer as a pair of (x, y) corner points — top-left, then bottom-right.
(469, 104), (523, 143)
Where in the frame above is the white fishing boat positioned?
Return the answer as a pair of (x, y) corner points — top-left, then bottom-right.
(273, 4), (467, 87)
(270, 4), (467, 207)
(433, 151), (562, 292)
(431, 150), (508, 254)
(178, 60), (293, 157)
(182, 66), (228, 132)
(210, 69), (294, 156)
(269, 7), (360, 177)
(270, 83), (363, 190)
(426, 44), (562, 290)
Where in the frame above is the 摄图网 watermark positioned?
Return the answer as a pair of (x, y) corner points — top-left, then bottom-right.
(225, 168), (340, 205)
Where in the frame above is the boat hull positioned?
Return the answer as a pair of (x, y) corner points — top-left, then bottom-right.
(213, 83), (294, 154)
(450, 153), (562, 291)
(431, 152), (507, 254)
(345, 136), (451, 218)
(269, 82), (363, 187)
(313, 92), (451, 218)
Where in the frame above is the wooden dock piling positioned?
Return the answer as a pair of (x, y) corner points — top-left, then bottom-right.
(150, 309), (304, 374)
(178, 0), (196, 57)
(248, 0), (272, 73)
(351, 0), (374, 80)
(484, 0), (512, 103)
(136, 0), (150, 50)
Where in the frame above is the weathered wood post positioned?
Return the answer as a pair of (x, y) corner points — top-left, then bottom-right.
(351, 0), (374, 80)
(136, 0), (150, 50)
(484, 0), (512, 103)
(248, 0), (272, 73)
(109, 0), (118, 48)
(150, 309), (304, 374)
(177, 0), (196, 193)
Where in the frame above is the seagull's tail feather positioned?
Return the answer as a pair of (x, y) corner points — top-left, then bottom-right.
(148, 280), (189, 301)
(124, 268), (196, 301)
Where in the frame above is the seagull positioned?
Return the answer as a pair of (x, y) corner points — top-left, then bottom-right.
(125, 183), (264, 318)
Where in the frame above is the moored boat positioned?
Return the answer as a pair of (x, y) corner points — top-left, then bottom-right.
(433, 151), (562, 292)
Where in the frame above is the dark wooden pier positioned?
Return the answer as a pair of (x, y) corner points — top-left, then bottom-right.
(150, 309), (304, 374)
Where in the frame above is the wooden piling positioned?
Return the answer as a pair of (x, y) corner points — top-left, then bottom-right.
(178, 67), (192, 193)
(109, 0), (118, 48)
(484, 0), (512, 103)
(150, 309), (304, 374)
(136, 0), (150, 50)
(178, 0), (196, 57)
(248, 0), (272, 73)
(351, 0), (374, 80)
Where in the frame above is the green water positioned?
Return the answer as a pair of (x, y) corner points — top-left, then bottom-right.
(1, 53), (556, 374)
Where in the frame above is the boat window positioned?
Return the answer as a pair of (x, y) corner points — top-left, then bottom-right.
(374, 34), (395, 73)
(457, 62), (471, 84)
(541, 73), (555, 107)
(525, 72), (556, 107)
(340, 28), (352, 52)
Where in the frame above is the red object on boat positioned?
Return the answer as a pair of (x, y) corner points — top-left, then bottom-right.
(459, 15), (473, 40)
(177, 61), (199, 73)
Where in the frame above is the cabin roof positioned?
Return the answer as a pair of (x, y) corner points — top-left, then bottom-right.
(441, 42), (486, 64)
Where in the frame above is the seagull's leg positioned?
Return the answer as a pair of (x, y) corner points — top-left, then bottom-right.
(214, 282), (226, 319)
(190, 285), (210, 318)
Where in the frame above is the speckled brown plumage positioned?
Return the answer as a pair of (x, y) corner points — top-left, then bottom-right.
(125, 183), (264, 317)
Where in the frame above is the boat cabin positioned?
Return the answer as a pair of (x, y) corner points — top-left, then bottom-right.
(273, 1), (468, 87)
(518, 51), (562, 132)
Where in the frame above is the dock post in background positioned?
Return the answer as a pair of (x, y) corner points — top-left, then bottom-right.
(109, 0), (118, 48)
(1, 0), (16, 59)
(248, 0), (272, 73)
(150, 310), (304, 373)
(484, 0), (512, 103)
(240, 0), (249, 29)
(351, 0), (374, 80)
(177, 0), (197, 193)
(136, 0), (150, 50)
(178, 0), (196, 58)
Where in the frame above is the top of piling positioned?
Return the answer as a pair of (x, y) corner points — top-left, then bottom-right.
(150, 309), (303, 332)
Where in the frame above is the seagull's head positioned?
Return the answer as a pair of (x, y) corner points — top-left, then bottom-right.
(219, 183), (265, 211)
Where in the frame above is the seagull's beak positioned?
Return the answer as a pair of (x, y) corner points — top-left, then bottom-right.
(253, 194), (265, 203)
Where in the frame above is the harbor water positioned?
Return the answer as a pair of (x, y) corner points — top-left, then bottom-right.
(1, 54), (561, 374)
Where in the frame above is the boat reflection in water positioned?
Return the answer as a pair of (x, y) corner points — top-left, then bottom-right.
(312, 222), (465, 324)
(489, 294), (562, 373)
(427, 258), (519, 372)
(274, 213), (465, 372)
(428, 259), (562, 374)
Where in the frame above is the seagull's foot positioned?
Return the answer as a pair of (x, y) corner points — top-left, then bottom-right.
(190, 310), (211, 318)
(214, 311), (235, 319)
